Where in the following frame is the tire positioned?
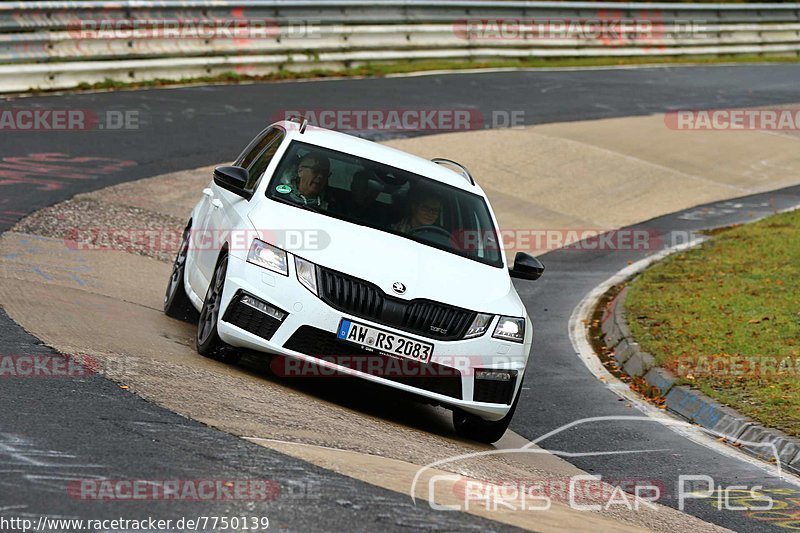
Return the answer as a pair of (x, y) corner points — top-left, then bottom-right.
(164, 224), (198, 322)
(196, 252), (239, 363)
(453, 378), (524, 444)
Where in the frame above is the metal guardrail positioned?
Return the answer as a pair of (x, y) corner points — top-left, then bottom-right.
(0, 1), (799, 92)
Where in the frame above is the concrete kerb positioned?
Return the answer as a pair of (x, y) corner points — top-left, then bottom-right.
(599, 275), (800, 476)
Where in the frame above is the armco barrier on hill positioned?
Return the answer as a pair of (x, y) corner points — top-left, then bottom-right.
(1, 0), (800, 92)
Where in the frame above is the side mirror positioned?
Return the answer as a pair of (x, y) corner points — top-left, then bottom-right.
(214, 166), (252, 200)
(509, 252), (544, 281)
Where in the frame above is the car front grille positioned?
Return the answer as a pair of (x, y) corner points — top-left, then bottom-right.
(283, 326), (462, 400)
(317, 267), (475, 341)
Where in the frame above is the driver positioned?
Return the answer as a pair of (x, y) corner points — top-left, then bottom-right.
(394, 187), (443, 234)
(280, 152), (331, 208)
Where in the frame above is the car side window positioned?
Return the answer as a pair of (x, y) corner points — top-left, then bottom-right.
(238, 128), (281, 170)
(245, 131), (285, 190)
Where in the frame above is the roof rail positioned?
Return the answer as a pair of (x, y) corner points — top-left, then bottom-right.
(287, 114), (309, 133)
(431, 158), (475, 185)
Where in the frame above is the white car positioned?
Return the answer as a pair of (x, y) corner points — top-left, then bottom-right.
(164, 118), (544, 443)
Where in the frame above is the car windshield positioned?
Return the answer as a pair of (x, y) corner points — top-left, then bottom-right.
(265, 140), (503, 268)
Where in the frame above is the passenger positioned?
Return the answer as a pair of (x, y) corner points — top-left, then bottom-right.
(393, 187), (443, 234)
(279, 152), (331, 209)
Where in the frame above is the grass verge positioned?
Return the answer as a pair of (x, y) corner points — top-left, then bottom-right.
(625, 208), (800, 437)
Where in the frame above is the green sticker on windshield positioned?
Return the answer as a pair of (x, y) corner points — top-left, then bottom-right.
(276, 184), (292, 194)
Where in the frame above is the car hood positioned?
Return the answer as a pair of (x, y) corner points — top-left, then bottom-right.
(248, 201), (524, 316)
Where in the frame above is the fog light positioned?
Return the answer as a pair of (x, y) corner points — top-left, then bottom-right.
(241, 294), (286, 321)
(475, 369), (515, 382)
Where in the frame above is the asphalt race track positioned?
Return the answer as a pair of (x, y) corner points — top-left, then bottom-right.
(2, 65), (800, 531)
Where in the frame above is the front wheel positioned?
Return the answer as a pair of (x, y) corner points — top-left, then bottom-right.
(197, 253), (238, 363)
(453, 378), (524, 444)
(164, 224), (197, 322)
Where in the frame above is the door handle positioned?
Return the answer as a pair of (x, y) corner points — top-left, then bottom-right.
(211, 199), (223, 209)
(202, 188), (213, 198)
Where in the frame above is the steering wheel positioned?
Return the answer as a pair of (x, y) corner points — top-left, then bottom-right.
(409, 225), (452, 245)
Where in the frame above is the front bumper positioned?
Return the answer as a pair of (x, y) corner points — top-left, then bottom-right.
(216, 254), (532, 421)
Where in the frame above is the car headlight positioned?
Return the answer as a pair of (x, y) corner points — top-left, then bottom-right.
(493, 316), (525, 343)
(247, 239), (288, 276)
(464, 313), (493, 339)
(294, 256), (318, 295)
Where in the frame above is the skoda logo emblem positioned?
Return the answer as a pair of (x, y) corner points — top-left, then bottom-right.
(392, 282), (406, 295)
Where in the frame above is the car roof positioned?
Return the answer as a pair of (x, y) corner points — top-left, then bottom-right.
(274, 121), (485, 195)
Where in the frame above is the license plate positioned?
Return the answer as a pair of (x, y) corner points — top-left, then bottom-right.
(337, 319), (433, 364)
